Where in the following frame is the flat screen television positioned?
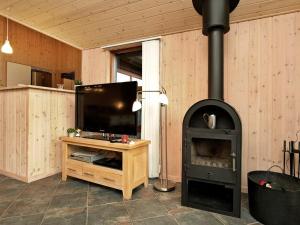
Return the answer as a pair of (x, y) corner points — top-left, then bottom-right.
(76, 81), (137, 136)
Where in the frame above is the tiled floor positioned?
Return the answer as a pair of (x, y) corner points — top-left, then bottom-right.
(0, 174), (261, 225)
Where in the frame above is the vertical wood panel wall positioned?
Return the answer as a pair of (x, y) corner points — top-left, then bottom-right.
(80, 12), (300, 191)
(0, 16), (82, 87)
(162, 12), (300, 190)
(81, 48), (111, 85)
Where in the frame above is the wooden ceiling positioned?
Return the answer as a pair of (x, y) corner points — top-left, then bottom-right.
(0, 0), (299, 49)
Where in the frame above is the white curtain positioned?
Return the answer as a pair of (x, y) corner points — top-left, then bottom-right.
(141, 40), (160, 178)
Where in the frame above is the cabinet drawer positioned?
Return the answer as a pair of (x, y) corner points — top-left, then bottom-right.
(66, 162), (82, 176)
(98, 171), (122, 187)
(82, 166), (122, 187)
(82, 167), (97, 179)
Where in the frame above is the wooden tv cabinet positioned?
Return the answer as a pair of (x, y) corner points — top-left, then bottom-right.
(61, 137), (150, 199)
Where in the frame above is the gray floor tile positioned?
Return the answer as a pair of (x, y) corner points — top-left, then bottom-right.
(88, 189), (123, 206)
(0, 201), (12, 216)
(159, 196), (181, 211)
(240, 207), (257, 224)
(42, 207), (87, 225)
(0, 178), (27, 190)
(130, 185), (157, 200)
(133, 215), (178, 225)
(175, 211), (223, 225)
(48, 192), (87, 213)
(2, 196), (51, 218)
(55, 178), (88, 195)
(125, 199), (168, 220)
(18, 185), (57, 200)
(241, 193), (249, 209)
(89, 183), (115, 193)
(0, 188), (25, 202)
(0, 178), (27, 202)
(87, 203), (129, 225)
(0, 214), (44, 225)
(159, 196), (195, 215)
(0, 175), (259, 225)
(213, 213), (246, 225)
(30, 174), (61, 188)
(0, 175), (7, 183)
(212, 207), (257, 225)
(154, 183), (181, 201)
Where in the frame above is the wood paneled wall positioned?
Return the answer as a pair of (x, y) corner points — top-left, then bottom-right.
(80, 12), (300, 191)
(0, 16), (81, 87)
(162, 12), (300, 190)
(81, 48), (111, 85)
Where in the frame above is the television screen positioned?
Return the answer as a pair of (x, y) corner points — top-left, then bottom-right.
(76, 81), (137, 135)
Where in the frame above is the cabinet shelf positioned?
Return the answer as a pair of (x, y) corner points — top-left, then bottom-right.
(66, 159), (123, 175)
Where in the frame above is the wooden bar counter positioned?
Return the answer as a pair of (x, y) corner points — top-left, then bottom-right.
(0, 85), (75, 182)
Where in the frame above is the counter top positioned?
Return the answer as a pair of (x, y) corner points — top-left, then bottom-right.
(0, 84), (75, 93)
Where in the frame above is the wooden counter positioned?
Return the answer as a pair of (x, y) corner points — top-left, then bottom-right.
(0, 84), (75, 93)
(0, 85), (75, 182)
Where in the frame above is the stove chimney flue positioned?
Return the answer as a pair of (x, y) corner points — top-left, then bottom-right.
(193, 0), (239, 100)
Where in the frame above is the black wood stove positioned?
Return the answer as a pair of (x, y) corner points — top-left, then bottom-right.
(181, 0), (242, 217)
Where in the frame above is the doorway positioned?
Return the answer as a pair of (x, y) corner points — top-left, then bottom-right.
(110, 40), (160, 178)
(113, 47), (142, 87)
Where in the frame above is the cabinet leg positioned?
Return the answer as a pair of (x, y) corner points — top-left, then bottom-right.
(62, 173), (67, 181)
(144, 178), (149, 188)
(123, 189), (132, 200)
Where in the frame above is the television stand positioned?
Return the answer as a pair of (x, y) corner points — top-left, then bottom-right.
(60, 137), (150, 199)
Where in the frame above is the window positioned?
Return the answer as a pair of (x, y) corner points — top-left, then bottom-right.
(114, 48), (142, 87)
(131, 76), (143, 86)
(116, 72), (130, 82)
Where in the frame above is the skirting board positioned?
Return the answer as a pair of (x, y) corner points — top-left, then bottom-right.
(0, 170), (28, 182)
(0, 169), (61, 183)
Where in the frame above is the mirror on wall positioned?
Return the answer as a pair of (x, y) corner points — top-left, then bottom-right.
(7, 62), (53, 88)
(6, 62), (75, 90)
(7, 62), (32, 87)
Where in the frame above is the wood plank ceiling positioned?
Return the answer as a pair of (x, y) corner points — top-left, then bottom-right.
(0, 0), (299, 49)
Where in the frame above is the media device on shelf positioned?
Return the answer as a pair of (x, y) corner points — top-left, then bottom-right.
(75, 81), (138, 140)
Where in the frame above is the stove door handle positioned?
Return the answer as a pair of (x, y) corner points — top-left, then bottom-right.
(231, 152), (236, 172)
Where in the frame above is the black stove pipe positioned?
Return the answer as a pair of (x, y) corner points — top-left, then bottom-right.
(193, 0), (239, 100)
(208, 28), (224, 100)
